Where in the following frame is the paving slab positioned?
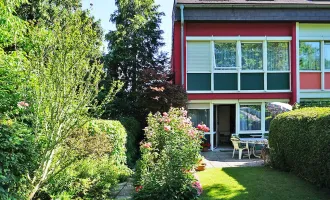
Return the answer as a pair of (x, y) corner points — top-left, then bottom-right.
(201, 149), (264, 168)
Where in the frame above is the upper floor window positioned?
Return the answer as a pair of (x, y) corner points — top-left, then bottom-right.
(214, 42), (236, 69)
(299, 41), (321, 70)
(267, 42), (290, 71)
(242, 43), (263, 70)
(325, 42), (330, 70)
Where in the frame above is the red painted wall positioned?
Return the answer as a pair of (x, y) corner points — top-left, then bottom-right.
(300, 72), (322, 89)
(291, 22), (297, 104)
(325, 72), (330, 89)
(172, 22), (295, 102)
(173, 22), (181, 85)
(186, 23), (292, 36)
(188, 93), (292, 100)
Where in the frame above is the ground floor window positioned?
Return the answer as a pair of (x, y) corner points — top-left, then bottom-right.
(188, 109), (210, 128)
(240, 105), (261, 131)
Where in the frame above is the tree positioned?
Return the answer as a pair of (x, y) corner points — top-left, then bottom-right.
(104, 0), (166, 92)
(24, 6), (121, 199)
(103, 0), (187, 122)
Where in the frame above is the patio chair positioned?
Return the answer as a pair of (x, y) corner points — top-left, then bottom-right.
(231, 139), (250, 160)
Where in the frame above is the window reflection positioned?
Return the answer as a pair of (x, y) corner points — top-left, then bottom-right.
(299, 42), (321, 70)
(188, 109), (210, 128)
(240, 105), (261, 131)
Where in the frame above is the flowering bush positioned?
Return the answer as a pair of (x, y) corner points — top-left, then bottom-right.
(134, 108), (205, 200)
(201, 142), (211, 148)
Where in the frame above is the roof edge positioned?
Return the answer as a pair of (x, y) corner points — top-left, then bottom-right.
(175, 3), (330, 8)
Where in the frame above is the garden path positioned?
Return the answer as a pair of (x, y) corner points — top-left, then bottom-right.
(201, 148), (263, 168)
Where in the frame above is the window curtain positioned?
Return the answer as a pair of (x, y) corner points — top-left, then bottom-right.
(242, 43), (263, 70)
(214, 43), (236, 69)
(267, 42), (289, 71)
(188, 109), (210, 128)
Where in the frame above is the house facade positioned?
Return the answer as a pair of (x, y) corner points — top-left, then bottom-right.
(171, 0), (330, 150)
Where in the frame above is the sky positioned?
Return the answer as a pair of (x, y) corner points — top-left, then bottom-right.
(82, 0), (174, 53)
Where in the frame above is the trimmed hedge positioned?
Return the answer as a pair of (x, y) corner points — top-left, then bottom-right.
(269, 108), (330, 188)
(119, 117), (141, 168)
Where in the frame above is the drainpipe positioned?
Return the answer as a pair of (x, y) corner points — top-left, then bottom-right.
(180, 4), (184, 86)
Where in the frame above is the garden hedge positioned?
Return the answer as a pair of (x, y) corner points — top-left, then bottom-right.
(119, 117), (141, 168)
(269, 107), (330, 188)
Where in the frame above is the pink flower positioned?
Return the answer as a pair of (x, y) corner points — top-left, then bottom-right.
(135, 185), (143, 192)
(163, 112), (168, 117)
(182, 110), (188, 117)
(192, 181), (203, 195)
(17, 101), (29, 108)
(197, 124), (210, 132)
(164, 125), (171, 132)
(188, 129), (195, 138)
(142, 142), (152, 149)
(165, 118), (171, 123)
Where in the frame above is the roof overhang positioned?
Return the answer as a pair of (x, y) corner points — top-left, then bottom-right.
(175, 3), (330, 9)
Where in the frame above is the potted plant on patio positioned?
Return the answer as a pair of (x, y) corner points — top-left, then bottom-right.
(195, 156), (207, 171)
(201, 142), (211, 152)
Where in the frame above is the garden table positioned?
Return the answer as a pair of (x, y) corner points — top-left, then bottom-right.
(239, 138), (268, 158)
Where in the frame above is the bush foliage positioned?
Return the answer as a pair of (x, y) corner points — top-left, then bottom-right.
(134, 108), (203, 200)
(119, 117), (141, 168)
(269, 108), (330, 188)
(44, 120), (131, 199)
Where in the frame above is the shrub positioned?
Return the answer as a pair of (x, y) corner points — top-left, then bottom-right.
(0, 119), (38, 199)
(44, 120), (131, 199)
(134, 108), (204, 200)
(119, 117), (141, 168)
(269, 107), (330, 188)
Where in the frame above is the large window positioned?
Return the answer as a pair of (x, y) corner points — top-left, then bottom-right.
(242, 43), (263, 70)
(268, 42), (290, 71)
(299, 42), (321, 70)
(325, 42), (330, 70)
(188, 109), (210, 128)
(240, 105), (261, 131)
(186, 37), (291, 92)
(214, 42), (236, 69)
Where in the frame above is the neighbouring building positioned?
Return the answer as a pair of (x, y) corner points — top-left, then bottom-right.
(171, 0), (330, 150)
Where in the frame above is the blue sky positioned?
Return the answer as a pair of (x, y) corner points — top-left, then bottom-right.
(82, 0), (174, 53)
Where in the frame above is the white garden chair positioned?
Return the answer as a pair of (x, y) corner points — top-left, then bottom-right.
(231, 139), (250, 160)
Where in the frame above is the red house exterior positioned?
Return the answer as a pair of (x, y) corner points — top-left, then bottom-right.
(171, 0), (330, 150)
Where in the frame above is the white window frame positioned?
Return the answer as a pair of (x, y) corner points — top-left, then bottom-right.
(186, 36), (292, 93)
(299, 39), (330, 92)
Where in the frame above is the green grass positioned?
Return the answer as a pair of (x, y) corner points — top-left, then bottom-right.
(198, 167), (330, 200)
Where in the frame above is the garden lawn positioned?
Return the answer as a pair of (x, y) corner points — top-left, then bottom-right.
(198, 167), (330, 200)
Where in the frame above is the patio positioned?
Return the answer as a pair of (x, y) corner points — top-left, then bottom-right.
(201, 148), (263, 168)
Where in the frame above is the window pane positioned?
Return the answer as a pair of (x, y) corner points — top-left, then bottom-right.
(242, 43), (263, 70)
(265, 102), (291, 131)
(240, 105), (261, 131)
(188, 109), (210, 128)
(214, 42), (236, 69)
(325, 43), (330, 70)
(299, 42), (321, 70)
(267, 42), (289, 71)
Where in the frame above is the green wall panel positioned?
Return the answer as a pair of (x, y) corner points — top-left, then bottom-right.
(187, 73), (211, 91)
(214, 73), (238, 90)
(241, 73), (264, 90)
(267, 73), (290, 90)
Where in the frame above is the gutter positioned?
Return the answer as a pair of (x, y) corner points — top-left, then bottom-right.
(180, 4), (184, 86)
(176, 4), (330, 9)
